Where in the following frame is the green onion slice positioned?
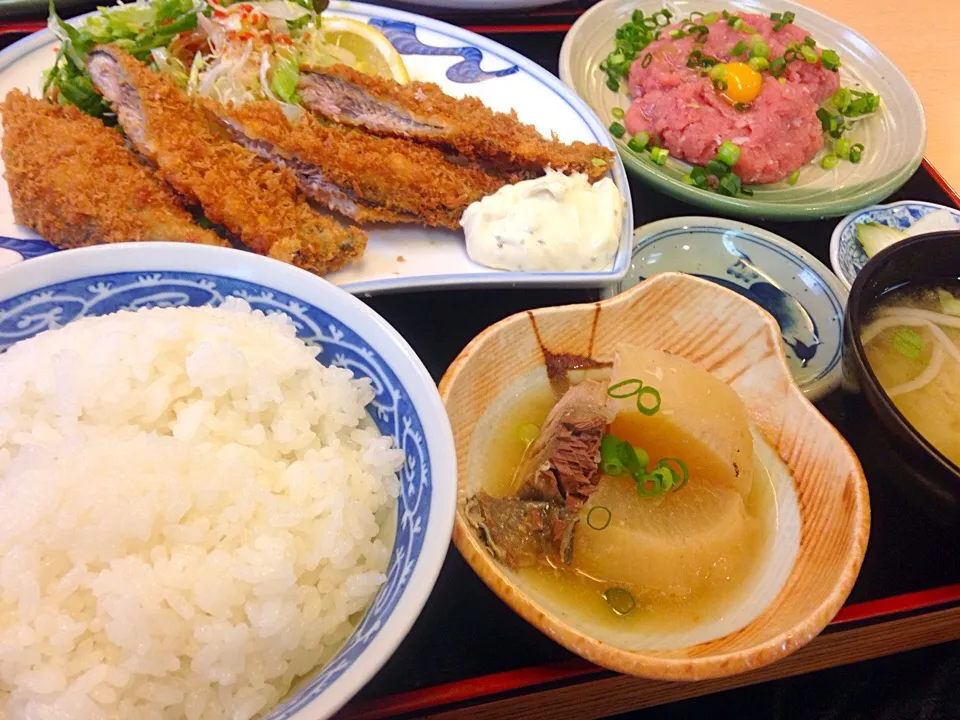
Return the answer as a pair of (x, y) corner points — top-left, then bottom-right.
(587, 506), (612, 530)
(893, 327), (924, 359)
(599, 433), (626, 475)
(607, 378), (644, 398)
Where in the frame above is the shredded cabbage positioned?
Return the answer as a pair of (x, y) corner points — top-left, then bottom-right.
(46, 0), (353, 117)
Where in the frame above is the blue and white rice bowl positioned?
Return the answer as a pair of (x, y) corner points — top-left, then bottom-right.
(0, 242), (456, 720)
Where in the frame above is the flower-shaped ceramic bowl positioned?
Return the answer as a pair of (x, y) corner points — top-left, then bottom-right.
(0, 242), (457, 719)
(440, 271), (869, 680)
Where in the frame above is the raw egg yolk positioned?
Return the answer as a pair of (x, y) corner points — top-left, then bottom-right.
(719, 62), (763, 105)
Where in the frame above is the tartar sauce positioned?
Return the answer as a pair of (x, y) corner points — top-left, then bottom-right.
(461, 169), (624, 272)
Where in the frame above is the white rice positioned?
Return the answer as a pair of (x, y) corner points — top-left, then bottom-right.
(0, 298), (403, 720)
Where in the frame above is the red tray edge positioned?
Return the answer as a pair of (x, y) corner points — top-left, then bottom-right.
(343, 582), (960, 720)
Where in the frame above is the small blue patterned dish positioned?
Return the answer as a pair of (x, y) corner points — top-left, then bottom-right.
(0, 242), (456, 720)
(604, 217), (849, 400)
(830, 201), (960, 290)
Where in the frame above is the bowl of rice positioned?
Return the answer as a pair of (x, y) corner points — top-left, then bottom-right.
(0, 242), (456, 720)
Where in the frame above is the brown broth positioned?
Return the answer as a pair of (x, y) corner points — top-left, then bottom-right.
(478, 379), (774, 633)
(863, 283), (960, 467)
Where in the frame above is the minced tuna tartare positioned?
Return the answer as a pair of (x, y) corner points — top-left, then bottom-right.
(623, 11), (839, 184)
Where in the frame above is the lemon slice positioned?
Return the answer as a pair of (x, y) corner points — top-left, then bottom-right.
(317, 16), (409, 84)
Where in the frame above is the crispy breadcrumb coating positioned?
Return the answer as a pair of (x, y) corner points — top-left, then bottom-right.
(210, 100), (506, 228)
(297, 64), (615, 182)
(1, 90), (227, 249)
(86, 46), (365, 276)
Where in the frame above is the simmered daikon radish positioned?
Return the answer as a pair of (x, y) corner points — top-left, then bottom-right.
(606, 344), (753, 498)
(574, 474), (758, 598)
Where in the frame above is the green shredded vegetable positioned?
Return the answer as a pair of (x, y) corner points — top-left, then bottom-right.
(892, 327), (925, 359)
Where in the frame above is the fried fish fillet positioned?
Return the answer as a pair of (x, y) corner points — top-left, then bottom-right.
(297, 64), (615, 181)
(1, 90), (227, 249)
(210, 100), (506, 228)
(85, 46), (365, 275)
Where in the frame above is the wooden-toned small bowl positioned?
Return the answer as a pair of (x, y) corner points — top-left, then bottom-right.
(439, 272), (870, 681)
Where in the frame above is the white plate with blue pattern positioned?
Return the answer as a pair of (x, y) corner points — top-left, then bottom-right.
(829, 200), (960, 290)
(603, 217), (849, 400)
(0, 242), (457, 720)
(0, 1), (632, 294)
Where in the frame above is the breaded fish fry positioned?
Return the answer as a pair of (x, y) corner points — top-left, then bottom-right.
(297, 64), (615, 182)
(86, 46), (365, 275)
(210, 100), (506, 229)
(1, 90), (227, 249)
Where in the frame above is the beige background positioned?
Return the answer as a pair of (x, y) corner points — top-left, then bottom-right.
(800, 0), (960, 191)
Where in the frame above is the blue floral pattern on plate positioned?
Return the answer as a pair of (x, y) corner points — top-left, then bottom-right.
(0, 236), (58, 262)
(0, 271), (431, 720)
(369, 19), (519, 83)
(830, 201), (960, 289)
(607, 219), (848, 399)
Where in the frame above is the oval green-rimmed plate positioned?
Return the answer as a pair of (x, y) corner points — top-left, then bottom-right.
(559, 0), (926, 220)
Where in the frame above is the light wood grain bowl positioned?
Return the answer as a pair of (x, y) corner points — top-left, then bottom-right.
(439, 272), (870, 681)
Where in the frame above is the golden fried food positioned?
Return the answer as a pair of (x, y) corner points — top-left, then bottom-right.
(86, 46), (365, 275)
(297, 63), (615, 182)
(210, 100), (507, 229)
(1, 89), (227, 249)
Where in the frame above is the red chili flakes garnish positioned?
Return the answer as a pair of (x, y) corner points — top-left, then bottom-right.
(274, 33), (292, 44)
(160, 17), (172, 25)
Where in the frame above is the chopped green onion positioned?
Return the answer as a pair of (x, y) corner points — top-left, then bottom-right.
(518, 423), (540, 444)
(830, 88), (852, 111)
(705, 157), (728, 178)
(843, 91), (880, 117)
(669, 28), (686, 39)
(619, 438), (644, 474)
(638, 466), (670, 496)
(642, 52), (653, 68)
(635, 385), (662, 415)
(591, 157), (607, 167)
(821, 153), (839, 169)
(609, 122), (626, 138)
(849, 143), (864, 163)
(787, 169), (800, 185)
(703, 11), (719, 23)
(682, 173), (696, 185)
(748, 56), (769, 71)
(834, 137), (852, 159)
(770, 11), (781, 20)
(800, 45), (818, 63)
(586, 506), (612, 530)
(820, 48), (841, 71)
(750, 41), (770, 59)
(769, 56), (786, 76)
(657, 457), (689, 491)
(730, 40), (747, 56)
(599, 434), (625, 475)
(892, 327), (924, 359)
(606, 77), (620, 92)
(689, 166), (709, 187)
(714, 78), (729, 91)
(732, 101), (750, 112)
(603, 587), (636, 615)
(607, 378), (643, 398)
(773, 10), (795, 31)
(627, 131), (650, 153)
(708, 64), (727, 81)
(650, 146), (669, 165)
(717, 140), (741, 166)
(783, 48), (798, 63)
(804, 35), (816, 47)
(611, 106), (625, 119)
(607, 377), (663, 413)
(717, 171), (742, 196)
(741, 23), (757, 34)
